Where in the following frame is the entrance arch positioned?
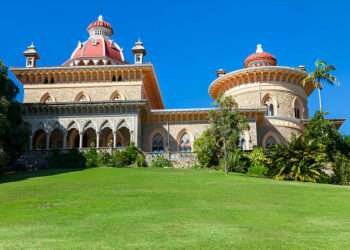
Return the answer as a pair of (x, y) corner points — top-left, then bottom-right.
(67, 128), (79, 148)
(116, 127), (130, 147)
(49, 129), (64, 149)
(33, 129), (47, 150)
(83, 128), (97, 148)
(99, 127), (113, 147)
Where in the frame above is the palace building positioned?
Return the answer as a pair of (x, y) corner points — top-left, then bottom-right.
(11, 16), (331, 163)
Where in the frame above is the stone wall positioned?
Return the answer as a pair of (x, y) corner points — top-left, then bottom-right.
(224, 81), (308, 119)
(23, 80), (143, 103)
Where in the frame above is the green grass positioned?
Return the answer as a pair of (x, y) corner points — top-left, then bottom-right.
(1, 168), (350, 249)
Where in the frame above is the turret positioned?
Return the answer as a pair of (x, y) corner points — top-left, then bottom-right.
(132, 39), (146, 64)
(23, 42), (40, 68)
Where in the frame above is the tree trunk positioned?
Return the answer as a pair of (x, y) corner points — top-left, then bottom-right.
(223, 140), (228, 175)
(318, 87), (323, 112)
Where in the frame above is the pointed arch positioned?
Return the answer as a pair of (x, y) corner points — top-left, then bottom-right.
(292, 97), (303, 119)
(40, 92), (56, 103)
(110, 90), (125, 101)
(262, 93), (277, 117)
(75, 91), (91, 102)
(176, 129), (193, 152)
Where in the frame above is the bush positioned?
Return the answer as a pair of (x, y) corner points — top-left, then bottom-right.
(331, 153), (350, 185)
(48, 149), (85, 169)
(134, 152), (147, 167)
(84, 148), (99, 168)
(247, 147), (268, 176)
(150, 155), (173, 168)
(99, 151), (112, 166)
(226, 150), (249, 173)
(193, 130), (219, 168)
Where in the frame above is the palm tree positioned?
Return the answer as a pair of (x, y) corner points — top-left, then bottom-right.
(303, 60), (338, 111)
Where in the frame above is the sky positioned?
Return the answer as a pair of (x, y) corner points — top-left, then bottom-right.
(1, 0), (349, 134)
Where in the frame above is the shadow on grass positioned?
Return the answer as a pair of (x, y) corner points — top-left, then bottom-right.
(0, 168), (85, 184)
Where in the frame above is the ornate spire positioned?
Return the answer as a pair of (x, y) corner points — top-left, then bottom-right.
(256, 44), (263, 53)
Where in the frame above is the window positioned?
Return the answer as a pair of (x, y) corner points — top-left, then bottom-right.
(265, 136), (277, 148)
(293, 99), (302, 119)
(263, 94), (275, 117)
(179, 132), (191, 152)
(152, 133), (164, 153)
(26, 58), (33, 67)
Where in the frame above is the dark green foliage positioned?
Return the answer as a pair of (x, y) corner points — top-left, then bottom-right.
(84, 148), (99, 168)
(194, 95), (247, 172)
(48, 149), (86, 169)
(0, 61), (30, 172)
(99, 151), (112, 166)
(107, 145), (141, 167)
(225, 150), (249, 173)
(331, 153), (350, 185)
(267, 136), (325, 182)
(150, 155), (173, 168)
(194, 130), (219, 168)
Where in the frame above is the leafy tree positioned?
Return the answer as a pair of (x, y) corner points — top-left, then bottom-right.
(303, 60), (338, 111)
(194, 95), (247, 173)
(209, 95), (248, 174)
(193, 129), (219, 168)
(303, 111), (345, 161)
(0, 61), (30, 171)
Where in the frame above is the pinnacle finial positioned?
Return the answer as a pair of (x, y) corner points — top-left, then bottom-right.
(98, 15), (103, 21)
(256, 44), (263, 53)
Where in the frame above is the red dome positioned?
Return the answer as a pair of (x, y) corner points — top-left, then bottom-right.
(87, 18), (113, 34)
(70, 38), (124, 62)
(63, 15), (125, 66)
(244, 44), (277, 68)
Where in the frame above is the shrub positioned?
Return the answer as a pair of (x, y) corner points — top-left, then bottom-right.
(124, 144), (139, 164)
(84, 148), (99, 168)
(99, 151), (112, 166)
(226, 150), (249, 173)
(150, 155), (173, 168)
(193, 130), (219, 168)
(48, 149), (85, 169)
(134, 152), (147, 167)
(331, 153), (350, 185)
(247, 164), (268, 177)
(109, 151), (129, 167)
(247, 147), (268, 176)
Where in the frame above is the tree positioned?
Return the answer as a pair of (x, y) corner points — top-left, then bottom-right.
(208, 95), (248, 174)
(303, 60), (338, 111)
(0, 61), (30, 171)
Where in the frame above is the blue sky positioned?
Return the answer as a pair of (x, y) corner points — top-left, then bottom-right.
(1, 0), (349, 134)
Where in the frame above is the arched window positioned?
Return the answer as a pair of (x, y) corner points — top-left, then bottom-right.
(293, 99), (302, 119)
(75, 92), (90, 102)
(110, 91), (122, 101)
(265, 136), (277, 148)
(40, 93), (55, 103)
(263, 94), (275, 117)
(179, 132), (192, 152)
(152, 133), (164, 153)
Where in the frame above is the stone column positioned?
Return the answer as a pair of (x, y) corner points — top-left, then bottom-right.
(46, 132), (50, 150)
(63, 132), (67, 149)
(29, 135), (33, 151)
(79, 132), (83, 149)
(96, 132), (100, 149)
(113, 131), (117, 148)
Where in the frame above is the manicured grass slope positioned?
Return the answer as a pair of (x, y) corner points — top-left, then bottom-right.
(0, 168), (350, 249)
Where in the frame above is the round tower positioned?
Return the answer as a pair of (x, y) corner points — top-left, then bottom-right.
(209, 44), (315, 147)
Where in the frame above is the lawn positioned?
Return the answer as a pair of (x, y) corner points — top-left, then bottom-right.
(0, 168), (350, 249)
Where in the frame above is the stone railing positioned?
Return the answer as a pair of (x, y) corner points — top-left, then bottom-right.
(144, 152), (197, 168)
